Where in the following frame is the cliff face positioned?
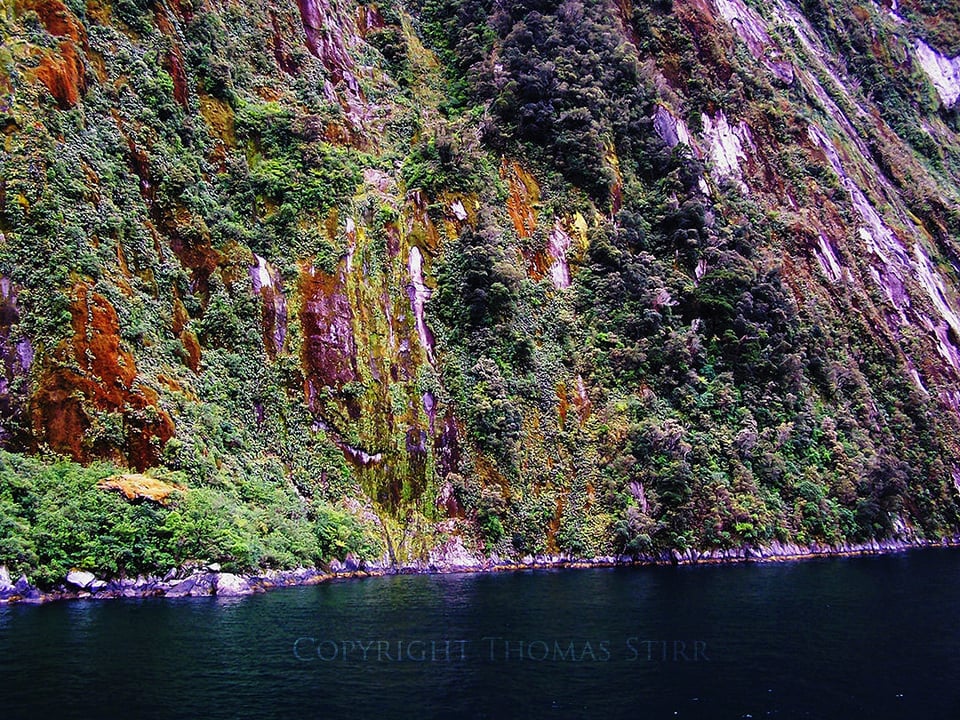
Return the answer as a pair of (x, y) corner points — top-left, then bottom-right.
(2, 0), (960, 578)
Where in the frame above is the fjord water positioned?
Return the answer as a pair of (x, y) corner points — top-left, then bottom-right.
(1, 550), (959, 719)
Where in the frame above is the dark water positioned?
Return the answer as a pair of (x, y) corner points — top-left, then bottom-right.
(2, 549), (959, 719)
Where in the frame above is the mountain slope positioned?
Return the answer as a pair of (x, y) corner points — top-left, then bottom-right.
(1, 0), (960, 583)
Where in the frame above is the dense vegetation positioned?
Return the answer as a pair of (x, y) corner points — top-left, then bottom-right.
(1, 0), (960, 586)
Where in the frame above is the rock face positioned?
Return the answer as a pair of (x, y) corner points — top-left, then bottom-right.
(296, 0), (369, 130)
(713, 0), (794, 83)
(406, 247), (435, 362)
(700, 112), (755, 191)
(546, 223), (573, 290)
(0, 276), (32, 448)
(300, 263), (359, 401)
(31, 284), (174, 470)
(428, 537), (480, 571)
(164, 573), (215, 598)
(250, 255), (288, 358)
(654, 105), (696, 151)
(13, 575), (39, 601)
(914, 40), (960, 108)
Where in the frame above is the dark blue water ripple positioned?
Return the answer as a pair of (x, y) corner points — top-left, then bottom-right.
(1, 549), (958, 719)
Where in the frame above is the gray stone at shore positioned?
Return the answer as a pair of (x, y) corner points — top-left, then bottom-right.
(66, 570), (97, 589)
(164, 574), (215, 598)
(163, 576), (196, 597)
(134, 575), (158, 590)
(428, 536), (480, 571)
(215, 573), (253, 596)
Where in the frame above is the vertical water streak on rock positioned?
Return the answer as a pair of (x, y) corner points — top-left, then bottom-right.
(406, 246), (435, 364)
(250, 255), (288, 358)
(546, 223), (572, 290)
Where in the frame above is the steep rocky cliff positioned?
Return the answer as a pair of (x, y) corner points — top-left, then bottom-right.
(2, 0), (960, 582)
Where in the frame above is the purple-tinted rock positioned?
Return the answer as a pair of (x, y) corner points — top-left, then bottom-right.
(164, 577), (195, 597)
(14, 575), (39, 600)
(301, 263), (359, 405)
(214, 573), (253, 596)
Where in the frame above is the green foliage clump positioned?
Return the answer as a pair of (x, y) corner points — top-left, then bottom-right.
(0, 451), (384, 586)
(0, 452), (176, 586)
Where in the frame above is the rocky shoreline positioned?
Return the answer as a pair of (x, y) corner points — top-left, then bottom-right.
(2, 535), (959, 605)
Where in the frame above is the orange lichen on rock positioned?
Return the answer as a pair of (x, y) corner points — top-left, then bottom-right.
(20, 0), (84, 40)
(571, 374), (592, 425)
(98, 473), (186, 504)
(166, 48), (189, 109)
(35, 42), (86, 109)
(172, 296), (189, 335)
(555, 377), (591, 428)
(32, 283), (174, 469)
(501, 160), (540, 239)
(70, 283), (137, 399)
(155, 8), (189, 108)
(180, 329), (202, 373)
(556, 381), (569, 428)
(167, 211), (220, 298)
(19, 0), (88, 108)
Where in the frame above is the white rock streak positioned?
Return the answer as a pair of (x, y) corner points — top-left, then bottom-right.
(450, 200), (468, 221)
(914, 40), (960, 107)
(714, 0), (794, 82)
(251, 255), (274, 292)
(807, 124), (960, 378)
(807, 125), (910, 271)
(915, 244), (960, 371)
(547, 223), (572, 290)
(701, 112), (754, 191)
(654, 105), (712, 195)
(815, 234), (845, 282)
(654, 105), (696, 150)
(407, 247), (435, 363)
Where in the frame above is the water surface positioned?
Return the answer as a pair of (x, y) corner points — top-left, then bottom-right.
(1, 549), (959, 719)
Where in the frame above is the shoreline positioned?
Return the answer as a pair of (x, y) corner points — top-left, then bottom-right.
(2, 535), (959, 605)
